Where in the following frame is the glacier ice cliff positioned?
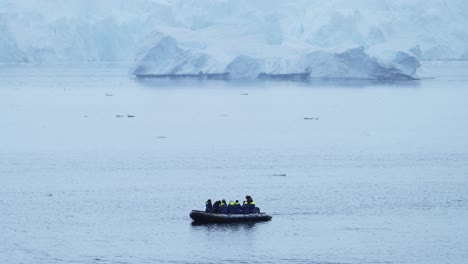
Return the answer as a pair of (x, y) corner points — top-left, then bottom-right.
(1, 0), (467, 63)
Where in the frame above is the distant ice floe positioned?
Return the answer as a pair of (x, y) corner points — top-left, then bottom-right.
(132, 34), (420, 80)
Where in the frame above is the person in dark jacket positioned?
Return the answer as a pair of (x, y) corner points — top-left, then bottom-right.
(249, 200), (257, 213)
(228, 200), (236, 214)
(219, 199), (228, 214)
(205, 199), (213, 213)
(212, 200), (220, 213)
(235, 200), (242, 214)
(246, 195), (258, 213)
(242, 200), (250, 214)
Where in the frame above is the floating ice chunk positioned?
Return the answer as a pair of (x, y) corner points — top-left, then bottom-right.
(299, 47), (419, 79)
(391, 52), (421, 76)
(225, 56), (264, 79)
(132, 33), (221, 76)
(133, 36), (420, 80)
(409, 45), (422, 60)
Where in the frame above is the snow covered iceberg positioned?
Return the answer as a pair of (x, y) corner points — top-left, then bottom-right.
(297, 48), (420, 79)
(132, 33), (223, 77)
(132, 34), (420, 80)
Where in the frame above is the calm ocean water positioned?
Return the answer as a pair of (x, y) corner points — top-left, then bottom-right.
(1, 62), (467, 264)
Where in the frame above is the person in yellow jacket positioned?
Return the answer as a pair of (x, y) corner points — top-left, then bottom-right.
(235, 200), (242, 213)
(242, 200), (250, 214)
(246, 195), (258, 213)
(228, 200), (236, 214)
(249, 200), (257, 213)
(219, 199), (228, 214)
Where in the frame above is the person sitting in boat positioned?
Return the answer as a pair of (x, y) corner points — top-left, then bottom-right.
(212, 200), (220, 213)
(242, 200), (250, 214)
(228, 200), (236, 214)
(249, 200), (257, 213)
(235, 200), (242, 214)
(219, 199), (228, 214)
(246, 195), (258, 213)
(205, 199), (212, 213)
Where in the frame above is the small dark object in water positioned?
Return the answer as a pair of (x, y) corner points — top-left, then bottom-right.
(156, 136), (166, 139)
(190, 210), (272, 224)
(46, 193), (53, 197)
(116, 115), (124, 118)
(304, 117), (318, 120)
(240, 93), (248, 95)
(105, 93), (113, 96)
(127, 115), (135, 118)
(272, 174), (287, 177)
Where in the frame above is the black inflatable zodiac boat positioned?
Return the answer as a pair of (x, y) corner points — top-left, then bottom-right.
(190, 210), (272, 223)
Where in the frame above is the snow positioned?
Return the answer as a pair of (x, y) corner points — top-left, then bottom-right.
(132, 33), (221, 75)
(133, 36), (420, 80)
(391, 52), (421, 76)
(0, 0), (468, 64)
(225, 56), (264, 79)
(297, 48), (420, 79)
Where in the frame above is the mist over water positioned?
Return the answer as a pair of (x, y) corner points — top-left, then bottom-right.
(1, 62), (467, 264)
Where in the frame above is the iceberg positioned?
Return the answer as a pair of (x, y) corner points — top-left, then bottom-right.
(391, 52), (421, 76)
(297, 48), (419, 80)
(132, 34), (420, 80)
(225, 56), (265, 79)
(132, 34), (220, 76)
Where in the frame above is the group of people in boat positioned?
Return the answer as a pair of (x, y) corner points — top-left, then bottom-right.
(205, 195), (259, 214)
